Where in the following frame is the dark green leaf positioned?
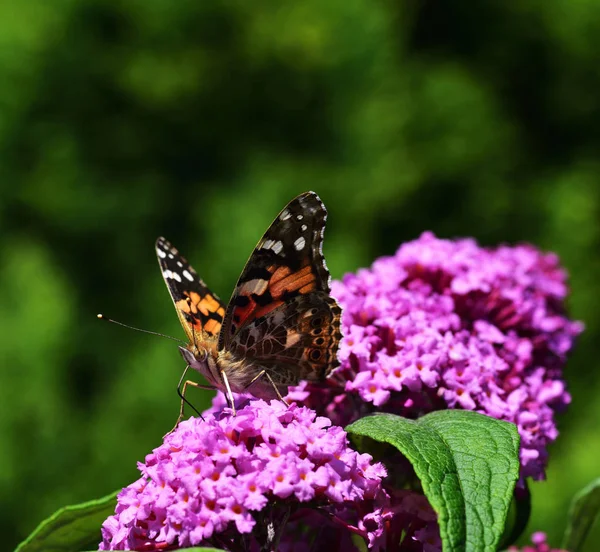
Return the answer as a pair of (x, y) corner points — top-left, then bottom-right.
(562, 477), (600, 551)
(346, 410), (520, 552)
(499, 481), (531, 549)
(15, 491), (118, 552)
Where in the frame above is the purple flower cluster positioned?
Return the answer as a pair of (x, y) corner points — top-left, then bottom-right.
(101, 231), (581, 551)
(385, 490), (442, 552)
(508, 532), (567, 552)
(293, 232), (582, 480)
(275, 489), (441, 552)
(100, 400), (388, 551)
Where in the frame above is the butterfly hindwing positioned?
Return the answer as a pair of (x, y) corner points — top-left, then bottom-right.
(156, 237), (226, 343)
(219, 191), (342, 383)
(231, 293), (342, 387)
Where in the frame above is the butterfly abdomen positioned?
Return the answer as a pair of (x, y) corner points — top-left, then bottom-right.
(216, 350), (273, 396)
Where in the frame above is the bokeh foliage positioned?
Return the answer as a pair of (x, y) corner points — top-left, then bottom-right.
(1, 0), (599, 549)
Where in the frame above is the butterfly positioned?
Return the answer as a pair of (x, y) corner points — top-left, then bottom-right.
(156, 191), (342, 417)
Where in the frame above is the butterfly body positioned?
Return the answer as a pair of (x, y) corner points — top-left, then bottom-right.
(178, 344), (280, 400)
(157, 192), (342, 411)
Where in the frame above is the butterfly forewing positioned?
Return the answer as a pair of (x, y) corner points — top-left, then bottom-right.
(155, 237), (226, 344)
(219, 192), (342, 383)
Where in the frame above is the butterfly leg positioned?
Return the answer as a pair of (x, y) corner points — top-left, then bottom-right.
(238, 370), (290, 407)
(166, 366), (213, 436)
(219, 369), (237, 416)
(263, 371), (290, 407)
(241, 369), (266, 390)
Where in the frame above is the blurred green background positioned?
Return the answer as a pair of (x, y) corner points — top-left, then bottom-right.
(1, 1), (599, 550)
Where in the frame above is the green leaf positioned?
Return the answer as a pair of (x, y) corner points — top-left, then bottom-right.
(346, 411), (520, 552)
(15, 489), (228, 552)
(562, 477), (600, 551)
(15, 491), (118, 552)
(499, 481), (531, 549)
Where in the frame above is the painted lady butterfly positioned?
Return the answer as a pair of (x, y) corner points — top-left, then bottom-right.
(156, 191), (342, 416)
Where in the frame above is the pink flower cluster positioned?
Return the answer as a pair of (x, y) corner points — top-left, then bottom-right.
(100, 400), (388, 551)
(508, 532), (567, 552)
(294, 232), (582, 480)
(101, 232), (582, 551)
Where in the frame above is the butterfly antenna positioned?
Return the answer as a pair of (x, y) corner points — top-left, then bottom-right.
(97, 314), (187, 345)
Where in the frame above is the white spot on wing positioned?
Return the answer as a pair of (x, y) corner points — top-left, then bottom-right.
(239, 278), (269, 295)
(294, 236), (306, 251)
(157, 249), (167, 258)
(272, 240), (284, 254)
(162, 269), (181, 282)
(285, 330), (301, 348)
(183, 270), (194, 282)
(296, 214), (303, 220)
(272, 310), (286, 325)
(280, 209), (291, 221)
(301, 224), (307, 232)
(261, 239), (284, 254)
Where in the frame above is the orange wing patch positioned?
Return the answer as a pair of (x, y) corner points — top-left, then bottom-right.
(229, 261), (319, 332)
(156, 236), (227, 343)
(176, 291), (226, 338)
(269, 264), (316, 296)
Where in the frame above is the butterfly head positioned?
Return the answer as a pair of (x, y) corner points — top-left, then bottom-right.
(178, 345), (221, 388)
(178, 344), (201, 362)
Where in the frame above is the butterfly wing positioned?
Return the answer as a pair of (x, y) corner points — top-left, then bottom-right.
(231, 293), (342, 392)
(156, 237), (226, 344)
(219, 191), (342, 384)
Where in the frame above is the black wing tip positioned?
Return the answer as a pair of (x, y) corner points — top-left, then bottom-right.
(156, 236), (180, 257)
(291, 191), (327, 217)
(155, 237), (182, 265)
(297, 190), (321, 201)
